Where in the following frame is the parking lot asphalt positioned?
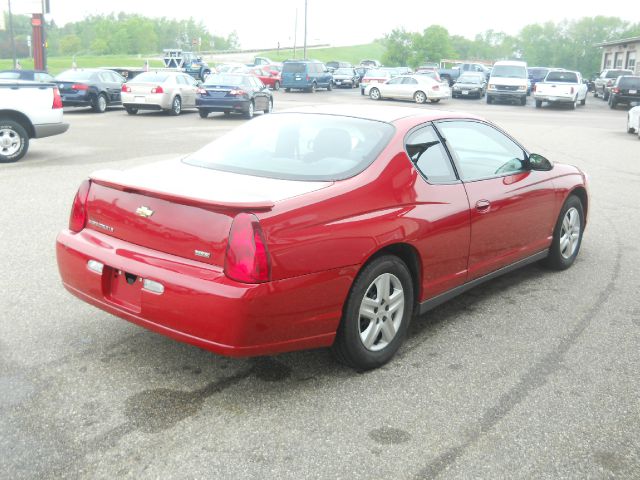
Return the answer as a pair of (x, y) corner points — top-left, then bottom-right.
(1, 89), (639, 479)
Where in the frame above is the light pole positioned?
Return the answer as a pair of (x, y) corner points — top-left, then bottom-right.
(8, 0), (18, 69)
(293, 8), (297, 59)
(303, 0), (307, 60)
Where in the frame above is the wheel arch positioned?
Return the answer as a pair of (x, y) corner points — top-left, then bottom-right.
(0, 110), (35, 137)
(569, 186), (589, 226)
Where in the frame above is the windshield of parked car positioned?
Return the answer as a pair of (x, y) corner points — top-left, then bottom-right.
(334, 68), (353, 75)
(132, 72), (171, 83)
(183, 113), (395, 181)
(491, 65), (527, 79)
(545, 71), (578, 83)
(529, 68), (549, 79)
(203, 74), (246, 86)
(364, 69), (389, 78)
(283, 63), (306, 74)
(618, 76), (640, 88)
(56, 70), (95, 81)
(457, 75), (482, 84)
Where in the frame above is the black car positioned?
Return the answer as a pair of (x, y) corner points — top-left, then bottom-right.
(609, 75), (640, 109)
(196, 73), (273, 119)
(452, 73), (486, 98)
(55, 69), (125, 113)
(0, 69), (55, 82)
(326, 61), (353, 72)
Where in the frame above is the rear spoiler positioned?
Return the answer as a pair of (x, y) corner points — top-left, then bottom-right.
(90, 173), (274, 212)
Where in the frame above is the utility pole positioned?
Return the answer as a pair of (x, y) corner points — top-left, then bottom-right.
(8, 0), (18, 69)
(303, 0), (308, 60)
(293, 8), (297, 59)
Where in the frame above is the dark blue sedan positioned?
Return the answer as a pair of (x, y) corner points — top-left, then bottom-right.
(55, 69), (126, 113)
(196, 73), (273, 119)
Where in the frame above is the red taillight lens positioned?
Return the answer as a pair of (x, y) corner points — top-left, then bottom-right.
(196, 87), (207, 95)
(69, 180), (91, 233)
(433, 85), (440, 91)
(151, 86), (164, 94)
(52, 87), (63, 109)
(71, 83), (89, 91)
(229, 89), (247, 96)
(612, 87), (620, 94)
(224, 213), (271, 283)
(122, 84), (131, 93)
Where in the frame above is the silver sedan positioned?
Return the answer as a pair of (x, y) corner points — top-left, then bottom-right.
(365, 74), (451, 104)
(121, 71), (200, 115)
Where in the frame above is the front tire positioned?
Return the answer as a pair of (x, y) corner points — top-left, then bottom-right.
(535, 99), (542, 108)
(332, 255), (414, 370)
(520, 95), (527, 106)
(609, 97), (617, 109)
(198, 109), (210, 119)
(264, 98), (273, 114)
(273, 81), (280, 91)
(487, 95), (493, 104)
(327, 82), (333, 91)
(542, 195), (584, 271)
(0, 120), (29, 163)
(245, 101), (254, 119)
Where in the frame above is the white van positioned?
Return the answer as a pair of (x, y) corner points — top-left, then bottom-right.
(487, 60), (528, 106)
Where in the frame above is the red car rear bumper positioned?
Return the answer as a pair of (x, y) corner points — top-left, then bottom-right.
(56, 229), (356, 357)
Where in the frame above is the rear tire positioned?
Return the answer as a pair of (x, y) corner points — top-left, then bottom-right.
(170, 96), (182, 116)
(327, 82), (333, 91)
(92, 93), (108, 113)
(414, 91), (427, 104)
(124, 106), (138, 115)
(332, 255), (414, 370)
(542, 195), (584, 271)
(369, 88), (381, 100)
(245, 101), (254, 119)
(487, 95), (493, 104)
(264, 98), (273, 114)
(198, 109), (209, 119)
(535, 99), (542, 108)
(273, 81), (280, 91)
(609, 97), (617, 109)
(0, 120), (29, 163)
(520, 96), (527, 106)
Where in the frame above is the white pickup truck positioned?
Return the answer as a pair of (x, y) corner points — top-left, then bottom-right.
(533, 70), (588, 109)
(0, 80), (69, 163)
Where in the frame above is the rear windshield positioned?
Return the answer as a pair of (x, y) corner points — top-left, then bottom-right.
(204, 74), (245, 86)
(458, 75), (482, 84)
(491, 65), (527, 79)
(56, 70), (95, 81)
(334, 68), (353, 75)
(183, 113), (395, 181)
(545, 71), (578, 83)
(619, 76), (640, 88)
(606, 70), (632, 78)
(529, 68), (549, 78)
(131, 72), (171, 83)
(283, 63), (306, 74)
(0, 71), (20, 79)
(364, 69), (389, 78)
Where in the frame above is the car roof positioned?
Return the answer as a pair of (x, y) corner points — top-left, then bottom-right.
(493, 61), (527, 66)
(278, 104), (483, 124)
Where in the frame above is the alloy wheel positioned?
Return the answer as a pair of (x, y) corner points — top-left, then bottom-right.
(560, 207), (581, 259)
(358, 273), (405, 352)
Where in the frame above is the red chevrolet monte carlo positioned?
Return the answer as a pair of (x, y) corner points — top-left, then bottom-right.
(56, 105), (588, 370)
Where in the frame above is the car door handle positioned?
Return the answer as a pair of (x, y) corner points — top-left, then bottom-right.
(475, 200), (491, 213)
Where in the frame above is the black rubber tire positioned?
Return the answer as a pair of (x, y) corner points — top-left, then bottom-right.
(124, 106), (138, 115)
(487, 95), (493, 104)
(603, 90), (609, 101)
(198, 109), (209, 119)
(170, 96), (182, 116)
(414, 91), (427, 104)
(223, 111), (231, 116)
(535, 99), (542, 108)
(580, 96), (586, 106)
(369, 88), (381, 100)
(92, 93), (108, 113)
(430, 98), (440, 104)
(541, 195), (584, 271)
(0, 119), (29, 163)
(273, 81), (280, 91)
(245, 101), (254, 119)
(520, 96), (527, 106)
(327, 82), (333, 91)
(609, 97), (617, 109)
(332, 255), (414, 371)
(284, 88), (290, 92)
(264, 98), (273, 114)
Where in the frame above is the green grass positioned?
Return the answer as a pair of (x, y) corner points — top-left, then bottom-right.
(251, 42), (386, 65)
(0, 43), (387, 74)
(0, 55), (165, 75)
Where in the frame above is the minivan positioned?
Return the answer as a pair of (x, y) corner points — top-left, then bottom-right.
(487, 60), (528, 106)
(281, 60), (333, 92)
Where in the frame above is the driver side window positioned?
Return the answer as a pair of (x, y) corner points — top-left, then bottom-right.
(435, 121), (526, 181)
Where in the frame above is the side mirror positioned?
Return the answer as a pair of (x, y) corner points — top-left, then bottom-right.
(528, 153), (553, 171)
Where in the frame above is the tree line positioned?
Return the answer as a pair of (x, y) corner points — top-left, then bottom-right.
(0, 13), (239, 58)
(382, 17), (640, 76)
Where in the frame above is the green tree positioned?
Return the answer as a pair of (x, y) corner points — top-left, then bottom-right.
(59, 35), (82, 55)
(382, 28), (414, 67)
(411, 25), (453, 67)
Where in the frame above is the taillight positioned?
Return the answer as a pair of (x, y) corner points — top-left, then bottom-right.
(122, 84), (131, 93)
(68, 180), (91, 233)
(196, 87), (207, 95)
(612, 87), (620, 94)
(433, 85), (440, 91)
(306, 75), (310, 81)
(52, 87), (63, 109)
(229, 89), (247, 96)
(224, 213), (271, 283)
(151, 86), (164, 94)
(71, 84), (89, 91)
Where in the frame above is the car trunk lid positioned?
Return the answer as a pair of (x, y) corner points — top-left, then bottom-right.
(85, 159), (330, 267)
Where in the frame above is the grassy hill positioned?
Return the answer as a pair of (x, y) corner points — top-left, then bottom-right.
(0, 42), (386, 74)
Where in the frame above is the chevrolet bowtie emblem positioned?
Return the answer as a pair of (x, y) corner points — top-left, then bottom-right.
(136, 206), (154, 218)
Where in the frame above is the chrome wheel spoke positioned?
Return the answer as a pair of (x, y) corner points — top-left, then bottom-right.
(388, 291), (404, 316)
(560, 207), (581, 259)
(380, 319), (396, 343)
(375, 274), (391, 303)
(359, 272), (405, 352)
(362, 321), (381, 349)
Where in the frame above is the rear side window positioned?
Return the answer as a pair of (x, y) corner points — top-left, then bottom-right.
(405, 125), (457, 183)
(283, 63), (306, 74)
(183, 113), (395, 181)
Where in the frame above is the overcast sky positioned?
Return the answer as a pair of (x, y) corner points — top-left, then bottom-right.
(16, 0), (640, 49)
